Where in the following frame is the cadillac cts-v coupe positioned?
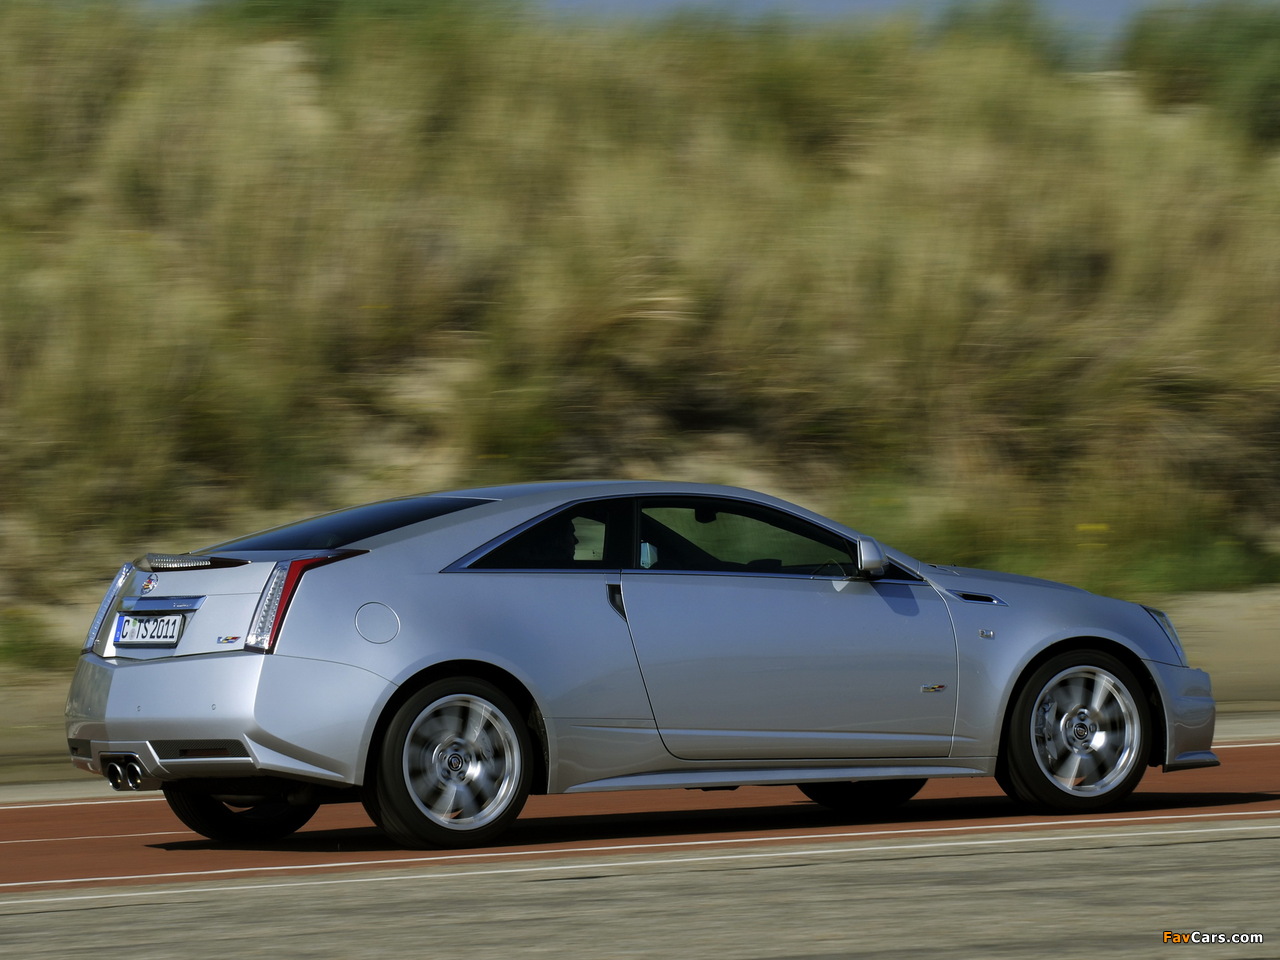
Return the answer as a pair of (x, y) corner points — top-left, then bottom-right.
(66, 481), (1217, 847)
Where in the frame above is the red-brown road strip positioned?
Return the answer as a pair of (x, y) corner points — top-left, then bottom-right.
(3, 740), (1278, 896)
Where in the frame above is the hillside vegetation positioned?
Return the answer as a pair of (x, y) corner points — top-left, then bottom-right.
(3, 0), (1280, 661)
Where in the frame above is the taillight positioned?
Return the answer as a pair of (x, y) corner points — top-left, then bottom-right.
(244, 552), (361, 653)
(83, 563), (134, 653)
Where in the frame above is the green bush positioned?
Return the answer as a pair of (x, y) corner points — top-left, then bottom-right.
(0, 609), (72, 672)
(1122, 1), (1280, 145)
(933, 0), (1075, 68)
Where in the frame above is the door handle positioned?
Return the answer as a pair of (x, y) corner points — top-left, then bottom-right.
(606, 583), (626, 620)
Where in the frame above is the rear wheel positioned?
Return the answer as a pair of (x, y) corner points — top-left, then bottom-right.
(1000, 650), (1150, 812)
(375, 677), (532, 849)
(798, 778), (926, 815)
(162, 785), (318, 843)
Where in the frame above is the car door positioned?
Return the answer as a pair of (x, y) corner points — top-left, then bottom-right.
(620, 497), (958, 761)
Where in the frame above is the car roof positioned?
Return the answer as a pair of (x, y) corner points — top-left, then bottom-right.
(418, 480), (861, 542)
(429, 480), (795, 509)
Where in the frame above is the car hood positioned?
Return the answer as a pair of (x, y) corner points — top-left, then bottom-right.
(922, 564), (1090, 595)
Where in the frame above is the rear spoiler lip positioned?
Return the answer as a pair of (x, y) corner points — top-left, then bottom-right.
(134, 548), (369, 572)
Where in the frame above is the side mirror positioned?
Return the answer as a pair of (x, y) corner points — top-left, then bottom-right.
(854, 538), (887, 579)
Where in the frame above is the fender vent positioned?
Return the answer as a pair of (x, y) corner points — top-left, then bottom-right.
(949, 590), (1008, 606)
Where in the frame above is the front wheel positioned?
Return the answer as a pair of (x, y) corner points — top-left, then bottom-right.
(375, 678), (532, 849)
(1000, 651), (1151, 812)
(162, 786), (319, 843)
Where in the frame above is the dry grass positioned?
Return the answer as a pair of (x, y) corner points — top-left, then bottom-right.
(1, 0), (1279, 618)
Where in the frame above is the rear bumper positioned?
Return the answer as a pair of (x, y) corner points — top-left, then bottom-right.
(65, 651), (393, 788)
(1148, 660), (1218, 771)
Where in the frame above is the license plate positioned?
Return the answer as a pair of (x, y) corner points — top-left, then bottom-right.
(114, 614), (184, 647)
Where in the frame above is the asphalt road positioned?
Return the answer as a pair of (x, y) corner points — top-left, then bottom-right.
(6, 822), (1277, 960)
(2, 735), (1277, 960)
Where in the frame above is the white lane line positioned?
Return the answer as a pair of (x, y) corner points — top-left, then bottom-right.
(3, 805), (1280, 892)
(0, 831), (184, 845)
(0, 797), (165, 811)
(1216, 740), (1280, 748)
(2, 819), (1279, 909)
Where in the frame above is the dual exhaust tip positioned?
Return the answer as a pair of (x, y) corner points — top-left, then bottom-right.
(104, 758), (151, 792)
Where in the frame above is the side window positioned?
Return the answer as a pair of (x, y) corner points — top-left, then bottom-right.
(470, 500), (630, 570)
(636, 498), (855, 576)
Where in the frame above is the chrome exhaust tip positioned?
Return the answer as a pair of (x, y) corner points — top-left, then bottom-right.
(124, 761), (145, 791)
(105, 762), (126, 791)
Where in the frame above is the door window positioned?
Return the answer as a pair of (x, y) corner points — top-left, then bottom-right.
(636, 499), (854, 576)
(471, 499), (630, 570)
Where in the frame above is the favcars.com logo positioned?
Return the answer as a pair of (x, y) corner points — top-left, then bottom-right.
(1164, 932), (1264, 944)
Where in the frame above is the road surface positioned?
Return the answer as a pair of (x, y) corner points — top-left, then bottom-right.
(1, 736), (1276, 959)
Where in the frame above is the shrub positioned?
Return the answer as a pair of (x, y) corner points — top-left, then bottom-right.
(0, 0), (1278, 608)
(1122, 1), (1280, 146)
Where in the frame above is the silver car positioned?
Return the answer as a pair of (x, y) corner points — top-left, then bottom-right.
(66, 481), (1217, 847)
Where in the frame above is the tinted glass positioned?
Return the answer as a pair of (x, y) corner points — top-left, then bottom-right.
(637, 498), (854, 575)
(471, 499), (631, 570)
(204, 497), (492, 552)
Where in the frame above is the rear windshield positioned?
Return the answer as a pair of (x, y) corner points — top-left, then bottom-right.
(202, 497), (492, 552)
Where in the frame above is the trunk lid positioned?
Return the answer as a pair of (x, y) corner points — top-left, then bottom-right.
(87, 554), (277, 660)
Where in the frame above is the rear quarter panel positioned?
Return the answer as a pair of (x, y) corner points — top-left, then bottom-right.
(272, 541), (655, 735)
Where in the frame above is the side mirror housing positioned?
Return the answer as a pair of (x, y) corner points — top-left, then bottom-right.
(854, 538), (887, 579)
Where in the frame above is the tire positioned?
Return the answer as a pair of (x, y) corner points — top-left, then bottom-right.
(162, 785), (319, 843)
(798, 778), (926, 815)
(375, 677), (532, 849)
(1000, 650), (1151, 812)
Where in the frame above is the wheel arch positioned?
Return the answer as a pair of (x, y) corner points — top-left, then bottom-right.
(995, 637), (1167, 778)
(360, 659), (549, 795)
